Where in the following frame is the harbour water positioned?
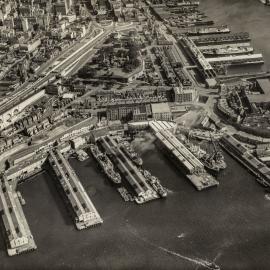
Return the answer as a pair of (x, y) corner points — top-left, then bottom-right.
(1, 1), (270, 269)
(1, 134), (270, 269)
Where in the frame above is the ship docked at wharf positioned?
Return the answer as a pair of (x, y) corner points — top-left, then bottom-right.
(90, 144), (121, 184)
(140, 169), (168, 198)
(188, 129), (223, 141)
(183, 138), (226, 175)
(97, 135), (166, 204)
(187, 25), (230, 36)
(202, 45), (254, 57)
(201, 141), (227, 175)
(153, 128), (219, 190)
(220, 134), (270, 187)
(117, 139), (143, 166)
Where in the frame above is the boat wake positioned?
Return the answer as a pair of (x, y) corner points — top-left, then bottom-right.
(177, 233), (186, 239)
(126, 223), (220, 269)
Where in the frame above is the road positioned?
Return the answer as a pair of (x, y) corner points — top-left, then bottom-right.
(0, 22), (135, 127)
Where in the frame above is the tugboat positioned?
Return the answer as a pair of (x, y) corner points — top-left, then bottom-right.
(90, 144), (121, 184)
(119, 140), (143, 166)
(204, 261), (220, 270)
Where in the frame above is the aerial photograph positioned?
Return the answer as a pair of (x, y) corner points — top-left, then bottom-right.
(0, 0), (270, 269)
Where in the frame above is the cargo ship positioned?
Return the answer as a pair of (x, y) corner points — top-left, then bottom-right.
(183, 140), (207, 159)
(188, 129), (223, 141)
(201, 135), (227, 175)
(187, 25), (230, 36)
(202, 151), (227, 175)
(182, 134), (226, 175)
(154, 130), (219, 190)
(90, 144), (121, 184)
(119, 140), (143, 166)
(202, 46), (254, 56)
(140, 169), (167, 198)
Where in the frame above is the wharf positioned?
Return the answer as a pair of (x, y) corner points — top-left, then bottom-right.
(181, 37), (217, 79)
(154, 129), (219, 190)
(220, 134), (270, 187)
(98, 135), (159, 204)
(0, 177), (37, 256)
(48, 149), (103, 229)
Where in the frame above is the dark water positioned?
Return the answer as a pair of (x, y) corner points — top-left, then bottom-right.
(2, 1), (270, 269)
(1, 134), (270, 270)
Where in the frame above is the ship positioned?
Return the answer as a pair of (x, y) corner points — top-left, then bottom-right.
(189, 129), (223, 141)
(119, 140), (143, 166)
(117, 187), (134, 202)
(256, 177), (269, 187)
(203, 46), (254, 56)
(184, 140), (207, 159)
(201, 136), (227, 175)
(182, 133), (225, 175)
(75, 149), (89, 161)
(141, 169), (167, 198)
(187, 25), (230, 36)
(203, 261), (220, 270)
(90, 144), (121, 184)
(166, 0), (199, 7)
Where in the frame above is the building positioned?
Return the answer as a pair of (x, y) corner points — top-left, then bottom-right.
(173, 85), (196, 104)
(151, 102), (172, 121)
(45, 84), (63, 95)
(70, 137), (86, 149)
(107, 104), (151, 121)
(133, 106), (148, 121)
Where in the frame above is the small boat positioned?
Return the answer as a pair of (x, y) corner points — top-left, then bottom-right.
(256, 177), (269, 187)
(204, 261), (220, 270)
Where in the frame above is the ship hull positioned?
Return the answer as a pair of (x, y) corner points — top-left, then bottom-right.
(90, 146), (121, 184)
(203, 48), (254, 57)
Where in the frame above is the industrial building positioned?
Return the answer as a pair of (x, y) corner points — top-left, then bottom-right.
(151, 102), (172, 121)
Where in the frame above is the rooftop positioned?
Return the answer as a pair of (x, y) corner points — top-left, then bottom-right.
(151, 102), (171, 114)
